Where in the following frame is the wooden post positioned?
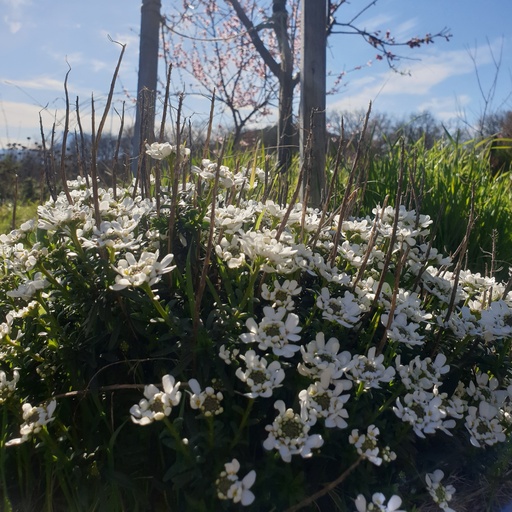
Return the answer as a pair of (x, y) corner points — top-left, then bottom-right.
(132, 0), (161, 174)
(300, 0), (327, 207)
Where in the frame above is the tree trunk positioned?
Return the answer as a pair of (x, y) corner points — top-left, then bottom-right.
(132, 0), (161, 174)
(273, 0), (295, 174)
(300, 0), (327, 206)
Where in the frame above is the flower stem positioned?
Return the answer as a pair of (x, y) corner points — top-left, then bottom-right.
(0, 407), (13, 512)
(229, 398), (254, 451)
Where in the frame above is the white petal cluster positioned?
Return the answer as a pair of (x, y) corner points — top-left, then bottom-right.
(0, 369), (20, 404)
(425, 469), (456, 512)
(261, 279), (302, 311)
(263, 400), (323, 462)
(239, 229), (299, 273)
(188, 378), (224, 417)
(317, 288), (366, 327)
(111, 251), (175, 290)
(348, 425), (395, 466)
(130, 375), (182, 426)
(396, 353), (450, 390)
(6, 272), (48, 301)
(393, 386), (456, 438)
(298, 332), (353, 382)
(354, 493), (405, 512)
(145, 141), (190, 161)
(240, 306), (301, 358)
(6, 400), (57, 446)
(235, 350), (285, 398)
(216, 458), (256, 506)
(348, 347), (396, 390)
(299, 380), (350, 428)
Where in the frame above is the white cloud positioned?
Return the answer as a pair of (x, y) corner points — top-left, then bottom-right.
(417, 94), (471, 121)
(3, 77), (68, 93)
(3, 17), (21, 34)
(0, 98), (130, 149)
(1, 0), (32, 33)
(359, 13), (395, 32)
(328, 42), (496, 114)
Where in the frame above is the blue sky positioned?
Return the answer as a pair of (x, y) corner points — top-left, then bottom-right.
(1, 0), (511, 148)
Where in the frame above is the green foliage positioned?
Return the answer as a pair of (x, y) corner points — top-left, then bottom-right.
(358, 136), (512, 280)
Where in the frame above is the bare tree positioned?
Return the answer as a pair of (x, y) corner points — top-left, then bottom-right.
(162, 1), (279, 147)
(159, 0), (451, 205)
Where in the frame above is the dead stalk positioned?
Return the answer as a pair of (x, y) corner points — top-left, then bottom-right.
(284, 456), (364, 512)
(167, 94), (184, 257)
(112, 102), (126, 202)
(370, 138), (406, 314)
(75, 96), (89, 188)
(155, 64), (173, 215)
(329, 103), (372, 265)
(60, 63), (73, 205)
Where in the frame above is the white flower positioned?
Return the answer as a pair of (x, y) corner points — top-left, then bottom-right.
(382, 312), (424, 347)
(479, 299), (512, 341)
(240, 307), (301, 358)
(348, 347), (395, 390)
(215, 235), (246, 269)
(216, 459), (256, 506)
(396, 353), (450, 390)
(348, 425), (385, 466)
(6, 400), (57, 446)
(145, 142), (189, 161)
(111, 251), (175, 290)
(393, 386), (456, 438)
(218, 344), (240, 365)
(192, 160), (235, 187)
(263, 400), (323, 462)
(130, 375), (182, 425)
(465, 401), (506, 447)
(317, 288), (366, 327)
(238, 229), (299, 274)
(299, 380), (350, 429)
(425, 469), (456, 512)
(0, 369), (19, 404)
(145, 142), (174, 160)
(298, 332), (353, 382)
(261, 279), (302, 311)
(6, 273), (48, 300)
(354, 493), (405, 511)
(235, 350), (285, 398)
(212, 204), (256, 234)
(188, 378), (224, 416)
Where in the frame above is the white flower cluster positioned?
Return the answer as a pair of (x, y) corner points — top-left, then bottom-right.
(235, 350), (285, 398)
(146, 141), (191, 161)
(263, 400), (324, 462)
(215, 458), (256, 506)
(0, 369), (19, 404)
(188, 378), (224, 417)
(111, 251), (176, 291)
(348, 425), (396, 466)
(425, 469), (456, 512)
(2, 157), (512, 510)
(6, 400), (57, 446)
(354, 493), (405, 512)
(130, 375), (182, 425)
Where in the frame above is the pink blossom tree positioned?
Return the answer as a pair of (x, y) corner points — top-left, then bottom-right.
(160, 0), (451, 194)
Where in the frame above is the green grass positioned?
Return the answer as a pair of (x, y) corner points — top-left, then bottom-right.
(0, 202), (39, 235)
(356, 136), (512, 280)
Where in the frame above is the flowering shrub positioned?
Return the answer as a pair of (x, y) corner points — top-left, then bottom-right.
(0, 144), (511, 511)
